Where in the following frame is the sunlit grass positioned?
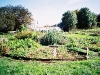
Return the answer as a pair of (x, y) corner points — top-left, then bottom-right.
(0, 57), (100, 75)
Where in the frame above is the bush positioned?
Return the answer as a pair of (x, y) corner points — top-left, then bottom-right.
(40, 31), (67, 45)
(19, 24), (28, 31)
(7, 38), (40, 50)
(10, 47), (27, 57)
(57, 35), (68, 45)
(40, 31), (58, 45)
(5, 38), (41, 57)
(15, 30), (37, 40)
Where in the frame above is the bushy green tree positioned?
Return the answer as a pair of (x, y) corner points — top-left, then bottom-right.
(0, 6), (15, 32)
(0, 5), (33, 32)
(77, 7), (93, 28)
(60, 11), (77, 31)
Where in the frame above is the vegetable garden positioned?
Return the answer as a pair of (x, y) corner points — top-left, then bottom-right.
(0, 28), (100, 75)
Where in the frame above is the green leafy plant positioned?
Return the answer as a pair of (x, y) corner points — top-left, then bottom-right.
(40, 31), (68, 45)
(6, 38), (41, 57)
(40, 31), (59, 45)
(15, 30), (37, 40)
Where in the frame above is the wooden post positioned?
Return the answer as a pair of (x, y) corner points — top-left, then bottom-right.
(53, 47), (57, 57)
(86, 47), (89, 60)
(49, 45), (58, 58)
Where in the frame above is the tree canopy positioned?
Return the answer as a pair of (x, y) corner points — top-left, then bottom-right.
(0, 5), (33, 32)
(77, 7), (94, 28)
(60, 11), (77, 31)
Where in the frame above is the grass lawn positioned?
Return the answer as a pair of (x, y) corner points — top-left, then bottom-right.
(0, 56), (100, 75)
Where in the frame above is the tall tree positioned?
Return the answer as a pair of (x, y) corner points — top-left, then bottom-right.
(77, 7), (93, 28)
(12, 5), (33, 30)
(60, 11), (77, 31)
(0, 5), (33, 32)
(0, 6), (15, 32)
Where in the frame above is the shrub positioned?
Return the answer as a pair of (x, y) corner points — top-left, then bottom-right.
(40, 31), (67, 45)
(57, 36), (67, 45)
(10, 47), (27, 57)
(15, 30), (37, 40)
(19, 24), (28, 31)
(40, 31), (58, 45)
(7, 38), (40, 50)
(5, 38), (41, 57)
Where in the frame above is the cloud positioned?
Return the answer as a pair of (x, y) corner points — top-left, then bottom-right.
(67, 0), (85, 5)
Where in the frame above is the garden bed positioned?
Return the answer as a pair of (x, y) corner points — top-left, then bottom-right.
(2, 54), (85, 63)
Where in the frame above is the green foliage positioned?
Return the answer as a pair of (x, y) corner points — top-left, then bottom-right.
(77, 7), (93, 28)
(0, 38), (40, 57)
(68, 47), (95, 56)
(10, 47), (27, 57)
(0, 5), (33, 32)
(0, 6), (15, 32)
(7, 38), (40, 50)
(59, 7), (98, 30)
(89, 47), (100, 52)
(15, 30), (39, 41)
(0, 57), (100, 75)
(0, 28), (100, 59)
(57, 35), (68, 45)
(40, 31), (67, 45)
(61, 11), (77, 31)
(20, 24), (28, 31)
(40, 31), (59, 45)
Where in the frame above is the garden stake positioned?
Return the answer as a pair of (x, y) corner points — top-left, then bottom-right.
(86, 47), (89, 60)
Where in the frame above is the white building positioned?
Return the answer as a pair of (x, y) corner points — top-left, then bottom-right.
(31, 26), (62, 32)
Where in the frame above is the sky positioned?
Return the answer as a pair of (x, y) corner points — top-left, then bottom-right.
(0, 0), (100, 27)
